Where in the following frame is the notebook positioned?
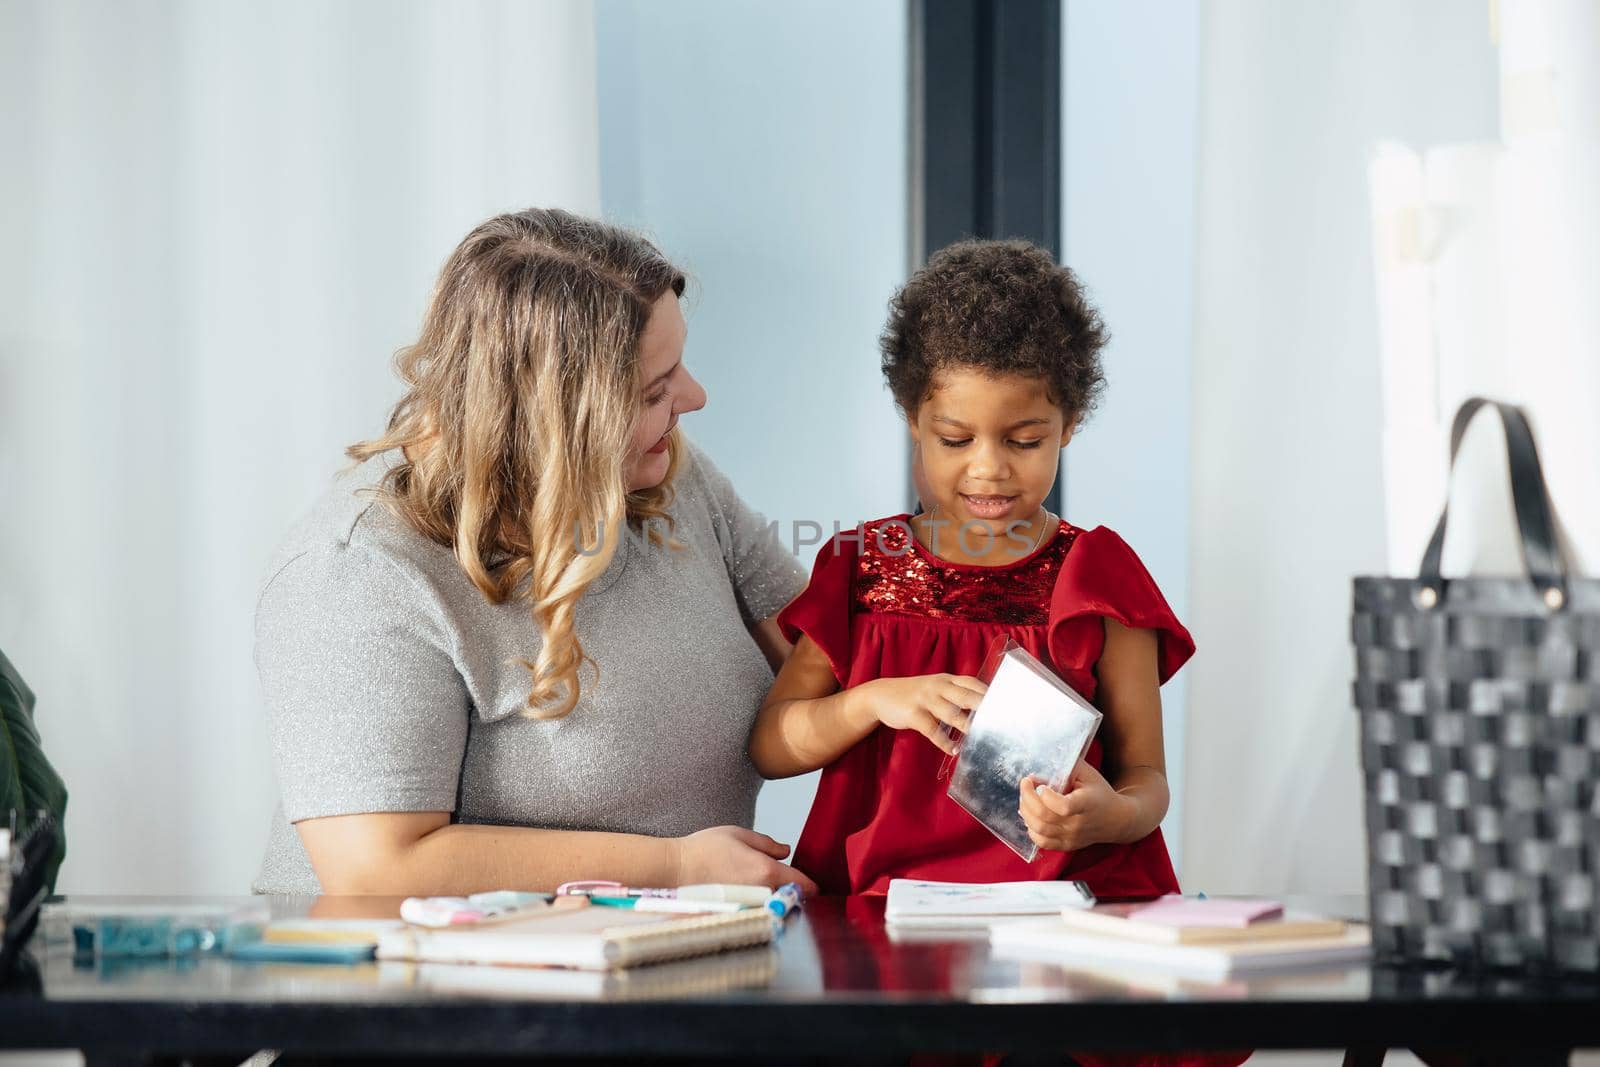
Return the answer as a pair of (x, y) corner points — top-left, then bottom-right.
(886, 878), (1096, 928)
(1057, 900), (1346, 945)
(262, 918), (407, 944)
(990, 918), (1371, 980)
(1127, 897), (1284, 927)
(231, 939), (379, 964)
(376, 901), (774, 970)
(379, 945), (780, 999)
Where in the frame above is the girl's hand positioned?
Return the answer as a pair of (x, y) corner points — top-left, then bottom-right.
(672, 826), (820, 896)
(1018, 760), (1136, 852)
(847, 674), (987, 755)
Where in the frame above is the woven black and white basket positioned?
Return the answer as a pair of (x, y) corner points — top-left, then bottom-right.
(1352, 398), (1600, 972)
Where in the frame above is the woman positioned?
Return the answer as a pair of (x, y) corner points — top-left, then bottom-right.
(252, 208), (816, 895)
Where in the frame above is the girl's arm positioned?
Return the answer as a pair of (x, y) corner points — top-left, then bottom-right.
(749, 635), (986, 779)
(1091, 616), (1171, 839)
(1020, 617), (1170, 849)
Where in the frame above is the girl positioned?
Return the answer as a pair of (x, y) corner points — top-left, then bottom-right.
(751, 238), (1188, 898)
(751, 240), (1247, 1066)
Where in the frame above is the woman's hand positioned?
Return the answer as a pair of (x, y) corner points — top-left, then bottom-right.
(672, 826), (820, 895)
(1018, 760), (1137, 853)
(846, 674), (987, 755)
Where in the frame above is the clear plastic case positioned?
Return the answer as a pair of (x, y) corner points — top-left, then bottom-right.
(944, 636), (1103, 862)
(41, 899), (271, 957)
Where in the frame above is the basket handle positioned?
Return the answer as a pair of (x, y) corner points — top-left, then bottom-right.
(1416, 397), (1568, 610)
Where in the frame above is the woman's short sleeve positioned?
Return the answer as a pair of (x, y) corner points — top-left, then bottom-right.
(776, 537), (858, 686)
(255, 543), (470, 823)
(1047, 526), (1195, 684)
(682, 438), (808, 624)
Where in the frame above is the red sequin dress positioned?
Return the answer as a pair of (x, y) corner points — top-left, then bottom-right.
(780, 516), (1250, 1067)
(780, 514), (1192, 897)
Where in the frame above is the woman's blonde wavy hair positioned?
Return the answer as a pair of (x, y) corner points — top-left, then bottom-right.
(349, 208), (687, 720)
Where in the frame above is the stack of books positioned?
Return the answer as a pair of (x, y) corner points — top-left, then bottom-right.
(989, 896), (1370, 981)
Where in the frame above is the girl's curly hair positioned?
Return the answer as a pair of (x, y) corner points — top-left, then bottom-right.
(881, 239), (1108, 425)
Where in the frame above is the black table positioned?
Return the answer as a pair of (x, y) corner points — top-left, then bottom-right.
(3, 895), (1596, 1065)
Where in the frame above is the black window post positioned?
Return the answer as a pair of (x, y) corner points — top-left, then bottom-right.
(908, 0), (1064, 516)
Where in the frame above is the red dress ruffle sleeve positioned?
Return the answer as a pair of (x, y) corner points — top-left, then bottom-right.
(1048, 525), (1196, 687)
(777, 533), (859, 686)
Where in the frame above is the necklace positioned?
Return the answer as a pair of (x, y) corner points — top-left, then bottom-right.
(926, 503), (1054, 558)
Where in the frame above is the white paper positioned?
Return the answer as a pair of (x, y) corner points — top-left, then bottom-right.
(1367, 0), (1600, 579)
(885, 878), (1096, 924)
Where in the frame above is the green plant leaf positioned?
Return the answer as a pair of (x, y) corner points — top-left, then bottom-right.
(0, 647), (68, 893)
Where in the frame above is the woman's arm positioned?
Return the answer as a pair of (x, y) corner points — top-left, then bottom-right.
(297, 813), (819, 896)
(1019, 617), (1170, 849)
(749, 635), (986, 778)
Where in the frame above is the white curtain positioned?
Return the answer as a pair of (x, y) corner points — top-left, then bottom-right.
(1369, 0), (1600, 580)
(0, 0), (600, 893)
(1184, 0), (1503, 896)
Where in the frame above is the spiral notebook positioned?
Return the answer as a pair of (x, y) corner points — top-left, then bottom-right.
(376, 901), (774, 971)
(379, 946), (780, 998)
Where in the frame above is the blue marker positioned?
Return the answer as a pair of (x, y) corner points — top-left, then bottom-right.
(766, 882), (803, 925)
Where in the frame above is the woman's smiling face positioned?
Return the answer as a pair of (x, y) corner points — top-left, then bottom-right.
(627, 292), (706, 492)
(909, 366), (1072, 529)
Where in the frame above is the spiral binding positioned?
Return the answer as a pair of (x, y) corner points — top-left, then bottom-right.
(600, 909), (776, 967)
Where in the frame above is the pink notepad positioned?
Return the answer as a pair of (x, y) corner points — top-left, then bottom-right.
(1126, 897), (1284, 928)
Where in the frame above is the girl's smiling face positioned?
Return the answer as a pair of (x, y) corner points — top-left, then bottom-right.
(910, 367), (1072, 534)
